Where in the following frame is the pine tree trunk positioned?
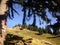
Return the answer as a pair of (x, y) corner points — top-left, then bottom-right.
(32, 14), (36, 26)
(22, 7), (26, 25)
(0, 0), (8, 45)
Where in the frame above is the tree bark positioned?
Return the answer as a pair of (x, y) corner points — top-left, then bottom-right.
(0, 16), (7, 45)
(32, 13), (36, 26)
(0, 0), (8, 45)
(22, 7), (26, 25)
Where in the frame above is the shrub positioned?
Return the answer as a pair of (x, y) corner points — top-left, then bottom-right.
(27, 25), (33, 30)
(21, 24), (27, 30)
(48, 29), (52, 34)
(45, 29), (49, 33)
(42, 29), (46, 33)
(43, 28), (52, 34)
(44, 27), (50, 33)
(27, 25), (38, 31)
(38, 28), (43, 35)
(32, 26), (38, 31)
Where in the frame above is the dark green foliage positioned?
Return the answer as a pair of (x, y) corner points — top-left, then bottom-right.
(41, 28), (52, 34)
(32, 26), (38, 31)
(57, 30), (60, 34)
(53, 29), (59, 35)
(45, 29), (52, 34)
(42, 29), (46, 33)
(27, 25), (34, 31)
(43, 27), (52, 34)
(27, 25), (38, 31)
(27, 25), (31, 30)
(38, 28), (43, 35)
(45, 29), (49, 33)
(48, 29), (52, 34)
(44, 26), (50, 34)
(21, 24), (27, 29)
(48, 22), (60, 35)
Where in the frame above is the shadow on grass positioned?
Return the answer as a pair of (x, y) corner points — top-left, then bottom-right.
(4, 34), (33, 45)
(47, 36), (60, 39)
(35, 33), (43, 35)
(4, 34), (23, 45)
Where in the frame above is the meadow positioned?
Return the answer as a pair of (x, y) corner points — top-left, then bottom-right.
(5, 27), (60, 45)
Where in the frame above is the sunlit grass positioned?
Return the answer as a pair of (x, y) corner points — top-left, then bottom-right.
(7, 28), (60, 45)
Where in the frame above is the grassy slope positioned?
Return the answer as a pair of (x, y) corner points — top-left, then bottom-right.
(7, 28), (60, 45)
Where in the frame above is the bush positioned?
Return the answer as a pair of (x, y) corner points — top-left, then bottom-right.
(21, 24), (27, 30)
(45, 29), (49, 33)
(38, 28), (43, 35)
(44, 27), (50, 33)
(27, 25), (38, 31)
(42, 29), (46, 33)
(27, 25), (33, 30)
(32, 26), (38, 31)
(43, 28), (52, 34)
(48, 29), (52, 34)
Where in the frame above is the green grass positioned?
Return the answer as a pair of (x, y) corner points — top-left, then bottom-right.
(7, 28), (60, 45)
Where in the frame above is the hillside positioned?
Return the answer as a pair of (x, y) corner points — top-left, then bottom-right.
(5, 28), (60, 45)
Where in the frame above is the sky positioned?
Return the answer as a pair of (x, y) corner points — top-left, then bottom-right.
(7, 4), (57, 28)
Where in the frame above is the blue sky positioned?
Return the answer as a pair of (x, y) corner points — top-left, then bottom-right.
(7, 4), (57, 28)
